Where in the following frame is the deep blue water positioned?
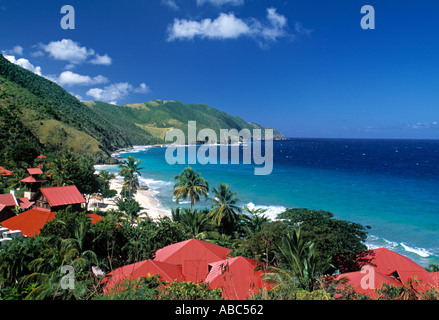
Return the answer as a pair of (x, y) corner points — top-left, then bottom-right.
(103, 139), (439, 267)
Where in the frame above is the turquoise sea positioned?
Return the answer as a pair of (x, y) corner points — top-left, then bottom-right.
(100, 139), (439, 267)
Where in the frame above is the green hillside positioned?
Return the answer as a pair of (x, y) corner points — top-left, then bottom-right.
(86, 100), (285, 142)
(0, 54), (158, 164)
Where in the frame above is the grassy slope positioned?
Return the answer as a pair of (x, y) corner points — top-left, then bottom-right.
(86, 99), (285, 142)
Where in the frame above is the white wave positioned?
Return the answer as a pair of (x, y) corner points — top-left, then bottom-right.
(138, 177), (173, 193)
(244, 202), (287, 220)
(111, 145), (153, 157)
(383, 238), (399, 247)
(400, 243), (431, 258)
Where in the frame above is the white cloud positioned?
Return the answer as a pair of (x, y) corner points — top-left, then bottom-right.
(90, 54), (112, 66)
(161, 0), (179, 10)
(3, 45), (23, 56)
(40, 39), (112, 66)
(57, 71), (108, 86)
(196, 0), (244, 6)
(4, 55), (42, 76)
(167, 8), (297, 45)
(86, 82), (150, 105)
(42, 39), (93, 64)
(167, 12), (252, 41)
(259, 7), (289, 42)
(135, 83), (151, 93)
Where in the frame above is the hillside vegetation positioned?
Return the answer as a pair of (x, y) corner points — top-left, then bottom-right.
(86, 100), (285, 142)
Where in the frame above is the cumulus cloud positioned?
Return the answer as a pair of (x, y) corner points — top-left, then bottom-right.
(4, 55), (42, 76)
(57, 71), (108, 86)
(168, 12), (252, 41)
(40, 39), (112, 66)
(167, 8), (301, 46)
(90, 54), (112, 66)
(86, 82), (150, 105)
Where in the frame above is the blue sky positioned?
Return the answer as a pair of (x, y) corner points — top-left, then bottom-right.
(1, 0), (439, 139)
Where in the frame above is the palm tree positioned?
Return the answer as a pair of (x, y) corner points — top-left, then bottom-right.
(242, 206), (270, 234)
(117, 197), (142, 224)
(172, 207), (214, 238)
(118, 156), (143, 199)
(208, 183), (242, 235)
(21, 221), (98, 300)
(48, 158), (74, 186)
(173, 166), (209, 210)
(276, 227), (332, 292)
(98, 170), (116, 189)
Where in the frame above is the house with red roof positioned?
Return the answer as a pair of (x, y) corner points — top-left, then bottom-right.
(206, 256), (270, 300)
(334, 247), (439, 298)
(1, 207), (103, 237)
(0, 166), (12, 177)
(0, 193), (18, 223)
(0, 191), (35, 220)
(21, 168), (47, 200)
(32, 185), (86, 212)
(102, 239), (272, 299)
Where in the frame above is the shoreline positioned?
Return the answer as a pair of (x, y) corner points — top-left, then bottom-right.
(89, 176), (172, 221)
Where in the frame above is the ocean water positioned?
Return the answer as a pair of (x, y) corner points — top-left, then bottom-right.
(104, 139), (439, 267)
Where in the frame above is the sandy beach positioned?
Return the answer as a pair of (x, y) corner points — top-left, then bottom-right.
(89, 177), (172, 221)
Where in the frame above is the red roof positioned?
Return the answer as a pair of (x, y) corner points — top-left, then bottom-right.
(102, 239), (271, 299)
(206, 256), (271, 300)
(103, 260), (184, 294)
(0, 194), (18, 207)
(334, 248), (438, 297)
(1, 208), (103, 237)
(154, 238), (232, 265)
(0, 167), (12, 177)
(27, 168), (43, 175)
(17, 197), (35, 210)
(21, 176), (47, 183)
(38, 185), (86, 207)
(1, 207), (56, 237)
(335, 270), (402, 299)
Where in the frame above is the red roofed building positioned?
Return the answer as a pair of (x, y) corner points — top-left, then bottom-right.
(154, 238), (232, 265)
(206, 256), (272, 300)
(21, 168), (47, 199)
(26, 168), (43, 176)
(0, 193), (18, 207)
(334, 248), (439, 298)
(102, 239), (271, 299)
(1, 207), (103, 237)
(102, 260), (185, 294)
(32, 185), (86, 212)
(0, 167), (12, 177)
